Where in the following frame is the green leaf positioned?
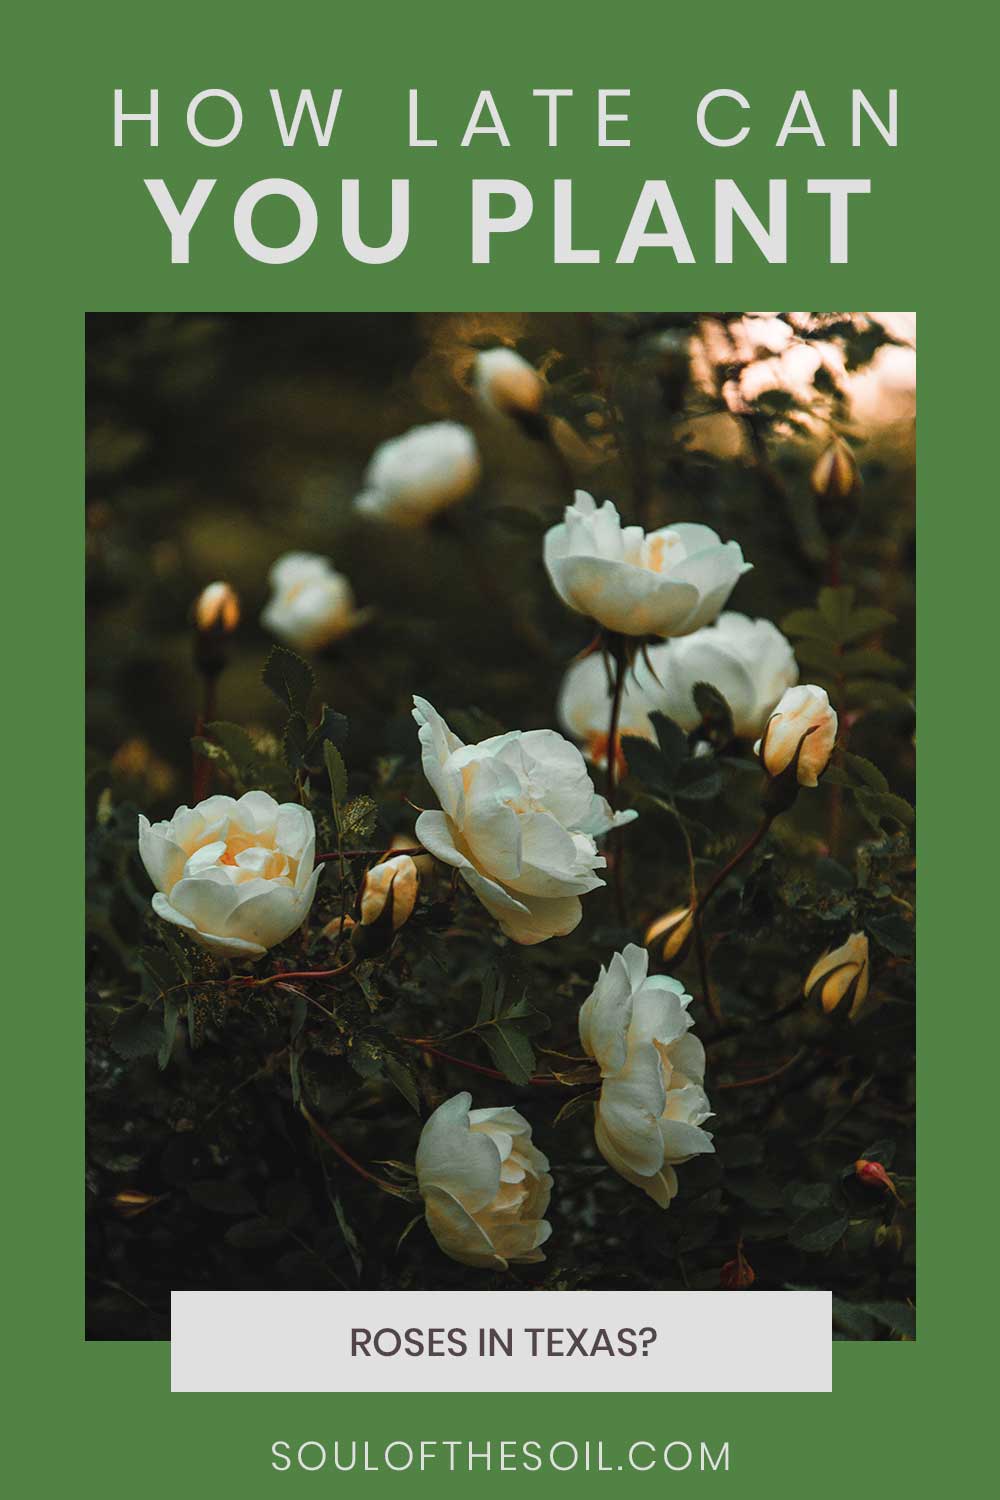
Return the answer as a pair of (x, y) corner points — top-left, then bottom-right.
(781, 607), (836, 642)
(817, 586), (856, 640)
(855, 789), (915, 828)
(840, 606), (896, 643)
(857, 1300), (916, 1339)
(283, 712), (310, 772)
(501, 993), (550, 1037)
(846, 678), (913, 710)
(262, 645), (315, 715)
(648, 712), (689, 784)
(188, 1179), (259, 1216)
(323, 740), (348, 810)
(384, 1055), (421, 1114)
(477, 967), (505, 1024)
(790, 1209), (849, 1253)
(867, 912), (914, 957)
(158, 996), (181, 1070)
(794, 639), (841, 676)
(331, 1193), (364, 1279)
(841, 647), (904, 678)
(340, 795), (378, 844)
(110, 1001), (163, 1060)
(481, 1024), (535, 1085)
(692, 682), (733, 742)
(224, 1217), (286, 1251)
(842, 752), (889, 792)
(305, 706), (349, 760)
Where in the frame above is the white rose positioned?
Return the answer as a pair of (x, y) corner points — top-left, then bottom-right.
(472, 347), (545, 418)
(579, 944), (713, 1208)
(412, 696), (636, 945)
(415, 1091), (553, 1269)
(557, 649), (667, 770)
(754, 683), (838, 787)
(138, 791), (321, 960)
(261, 552), (364, 652)
(354, 421), (480, 525)
(543, 491), (750, 638)
(654, 612), (798, 739)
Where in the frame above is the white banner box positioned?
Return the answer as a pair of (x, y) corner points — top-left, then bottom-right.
(171, 1289), (831, 1393)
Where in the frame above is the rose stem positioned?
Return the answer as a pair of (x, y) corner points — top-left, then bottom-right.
(401, 1038), (566, 1088)
(604, 635), (629, 923)
(191, 672), (217, 803)
(692, 814), (774, 1026)
(300, 1104), (396, 1190)
(231, 960), (354, 990)
(715, 1047), (807, 1091)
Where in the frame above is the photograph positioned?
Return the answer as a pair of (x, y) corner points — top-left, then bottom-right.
(85, 310), (915, 1339)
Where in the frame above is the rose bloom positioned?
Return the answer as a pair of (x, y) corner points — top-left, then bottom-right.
(415, 1091), (552, 1270)
(412, 696), (636, 944)
(544, 491), (750, 639)
(354, 421), (480, 525)
(805, 931), (870, 1016)
(557, 648), (668, 770)
(755, 683), (838, 787)
(138, 791), (321, 959)
(579, 944), (713, 1207)
(654, 612), (798, 739)
(472, 347), (545, 418)
(359, 853), (419, 931)
(261, 552), (364, 651)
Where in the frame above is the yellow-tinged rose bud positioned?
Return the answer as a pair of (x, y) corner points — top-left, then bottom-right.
(645, 906), (695, 963)
(111, 1189), (165, 1218)
(811, 437), (861, 542)
(195, 580), (240, 635)
(472, 347), (546, 421)
(804, 932), (869, 1017)
(755, 685), (838, 790)
(360, 854), (419, 932)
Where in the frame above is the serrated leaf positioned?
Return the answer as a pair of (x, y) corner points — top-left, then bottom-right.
(692, 682), (734, 741)
(867, 912), (914, 957)
(477, 967), (505, 1025)
(842, 752), (889, 792)
(340, 795), (378, 844)
(781, 608), (836, 642)
(818, 586), (855, 640)
(283, 712), (310, 772)
(305, 706), (349, 761)
(794, 638), (841, 675)
(841, 647), (904, 678)
(323, 741), (348, 810)
(648, 712), (689, 783)
(840, 606), (896, 643)
(384, 1056), (421, 1114)
(501, 994), (550, 1037)
(846, 678), (912, 710)
(262, 646), (315, 715)
(110, 1001), (163, 1060)
(790, 1209), (849, 1253)
(481, 1024), (535, 1086)
(855, 789), (915, 828)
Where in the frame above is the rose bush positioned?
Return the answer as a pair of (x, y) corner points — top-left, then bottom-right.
(415, 1092), (552, 1269)
(138, 791), (320, 959)
(413, 695), (636, 944)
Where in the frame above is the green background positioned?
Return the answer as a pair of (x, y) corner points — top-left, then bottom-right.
(8, 0), (985, 1491)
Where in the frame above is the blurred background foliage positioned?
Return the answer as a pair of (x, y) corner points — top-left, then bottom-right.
(86, 312), (915, 1339)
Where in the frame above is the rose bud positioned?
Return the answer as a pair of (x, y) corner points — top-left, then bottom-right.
(354, 421), (481, 526)
(111, 1189), (165, 1219)
(579, 944), (713, 1208)
(804, 932), (870, 1017)
(195, 580), (241, 635)
(720, 1245), (755, 1290)
(855, 1158), (903, 1202)
(138, 791), (321, 960)
(645, 906), (695, 963)
(544, 491), (750, 640)
(416, 1092), (553, 1269)
(811, 437), (861, 541)
(261, 552), (366, 652)
(360, 854), (419, 932)
(755, 684), (838, 788)
(472, 347), (546, 433)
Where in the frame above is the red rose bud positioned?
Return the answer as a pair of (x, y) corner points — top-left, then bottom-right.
(854, 1158), (903, 1202)
(720, 1246), (756, 1290)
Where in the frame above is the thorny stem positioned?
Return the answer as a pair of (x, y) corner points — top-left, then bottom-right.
(604, 636), (629, 924)
(692, 814), (774, 1025)
(300, 1104), (396, 1191)
(715, 1047), (807, 1091)
(401, 1037), (568, 1088)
